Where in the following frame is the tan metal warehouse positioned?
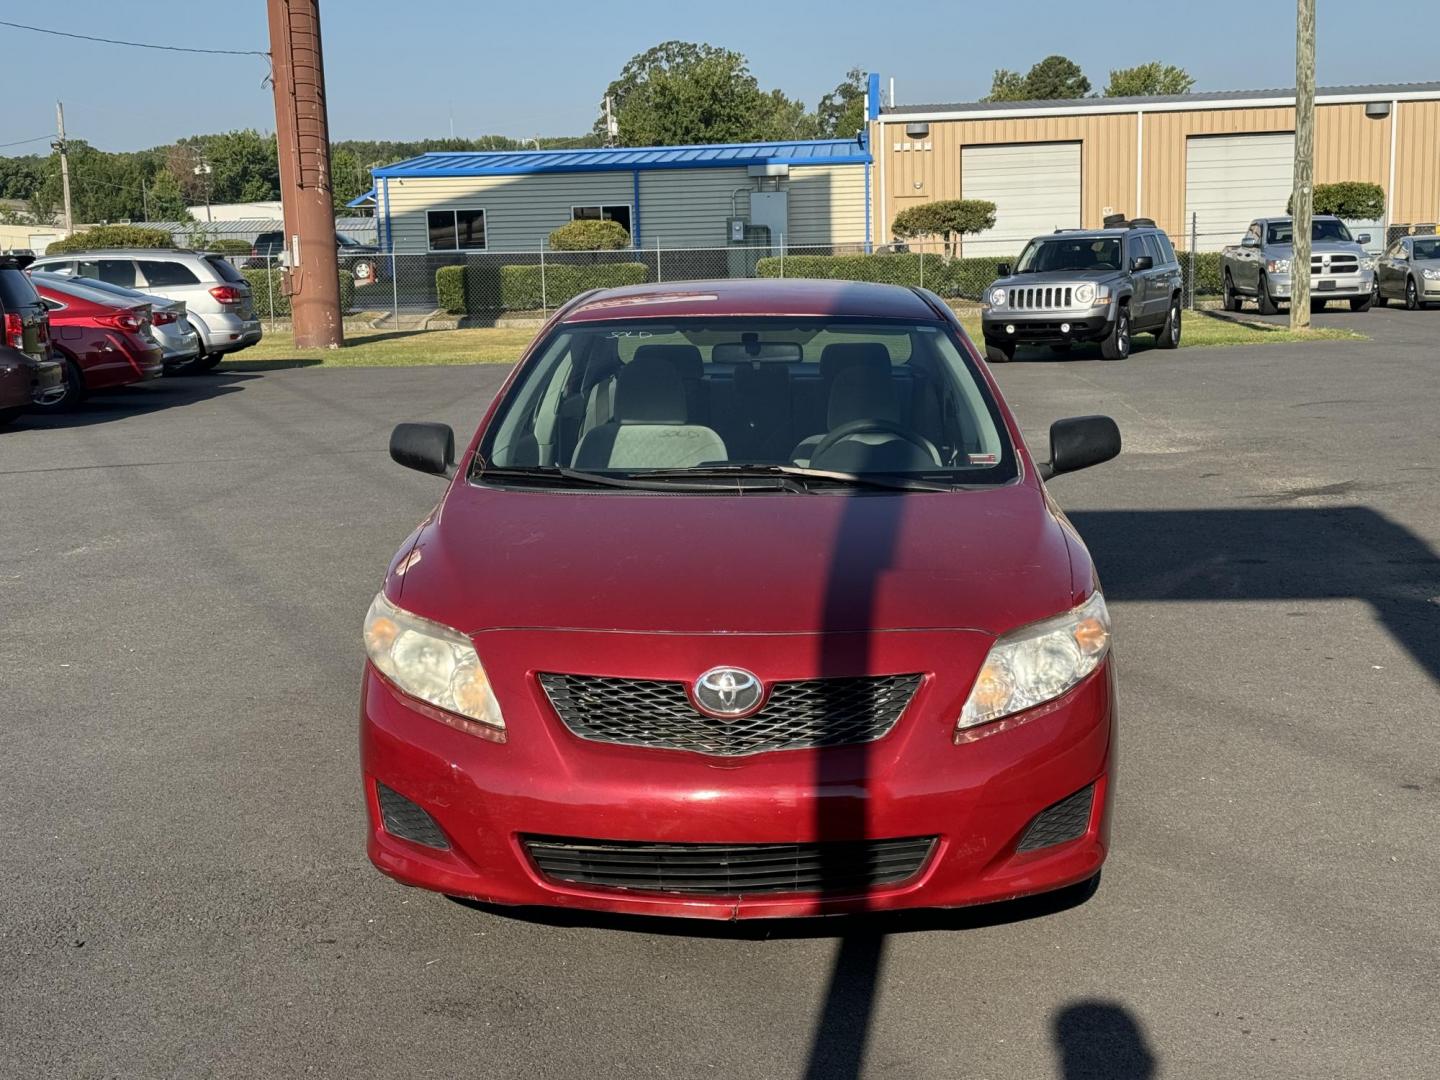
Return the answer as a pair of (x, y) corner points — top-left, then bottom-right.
(873, 83), (1440, 252)
(370, 140), (872, 253)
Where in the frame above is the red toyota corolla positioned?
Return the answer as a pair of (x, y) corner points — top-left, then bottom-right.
(31, 276), (163, 409)
(363, 279), (1121, 919)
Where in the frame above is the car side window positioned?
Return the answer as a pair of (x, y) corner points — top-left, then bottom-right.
(78, 259), (137, 287)
(1152, 232), (1177, 265)
(138, 260), (201, 287)
(1246, 223), (1262, 245)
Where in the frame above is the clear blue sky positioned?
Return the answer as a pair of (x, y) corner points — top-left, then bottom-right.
(4, 0), (1439, 154)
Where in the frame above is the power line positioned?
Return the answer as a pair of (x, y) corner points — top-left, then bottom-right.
(0, 134), (53, 150)
(0, 19), (268, 57)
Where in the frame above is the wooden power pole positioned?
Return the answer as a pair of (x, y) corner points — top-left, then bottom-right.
(1291, 0), (1316, 330)
(267, 0), (343, 348)
(54, 101), (73, 235)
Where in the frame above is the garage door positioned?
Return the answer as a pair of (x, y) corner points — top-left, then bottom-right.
(1185, 133), (1294, 251)
(960, 142), (1081, 256)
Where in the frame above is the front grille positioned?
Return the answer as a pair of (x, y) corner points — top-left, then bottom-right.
(1312, 254), (1359, 275)
(522, 835), (937, 896)
(1008, 285), (1075, 310)
(1016, 784), (1095, 852)
(538, 672), (921, 756)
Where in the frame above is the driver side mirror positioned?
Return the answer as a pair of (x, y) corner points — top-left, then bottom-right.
(1130, 255), (1154, 272)
(996, 262), (1011, 277)
(1241, 235), (1259, 248)
(1357, 233), (1371, 245)
(1040, 415), (1121, 479)
(390, 422), (456, 477)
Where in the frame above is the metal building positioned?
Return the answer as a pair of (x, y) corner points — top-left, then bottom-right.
(368, 140), (873, 254)
(874, 82), (1440, 252)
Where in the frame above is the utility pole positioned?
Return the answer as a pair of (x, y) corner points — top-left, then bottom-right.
(141, 178), (149, 222)
(604, 95), (618, 147)
(53, 101), (73, 235)
(193, 162), (214, 223)
(1291, 0), (1316, 330)
(267, 0), (343, 348)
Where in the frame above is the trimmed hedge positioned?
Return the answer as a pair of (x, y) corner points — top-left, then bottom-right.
(548, 219), (630, 251)
(1177, 251), (1223, 297)
(755, 252), (1018, 300)
(46, 224), (175, 254)
(205, 238), (254, 256)
(436, 261), (648, 313)
(243, 267), (356, 317)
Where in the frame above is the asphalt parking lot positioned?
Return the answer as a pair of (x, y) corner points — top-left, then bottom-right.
(2, 307), (1436, 1079)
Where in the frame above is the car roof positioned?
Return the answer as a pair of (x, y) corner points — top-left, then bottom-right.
(34, 249), (213, 259)
(561, 278), (943, 323)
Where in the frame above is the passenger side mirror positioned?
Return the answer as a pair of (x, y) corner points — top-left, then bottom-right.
(390, 422), (456, 477)
(996, 262), (1011, 277)
(1241, 235), (1259, 248)
(1130, 255), (1154, 272)
(1040, 415), (1121, 479)
(1357, 233), (1371, 245)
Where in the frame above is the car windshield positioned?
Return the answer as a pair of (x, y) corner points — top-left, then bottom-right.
(477, 318), (1015, 490)
(1266, 220), (1355, 244)
(1015, 237), (1121, 273)
(1411, 238), (1440, 259)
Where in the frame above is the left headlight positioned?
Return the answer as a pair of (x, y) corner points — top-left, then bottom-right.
(988, 287), (1007, 307)
(1360, 255), (1376, 271)
(958, 591), (1111, 733)
(364, 591), (505, 731)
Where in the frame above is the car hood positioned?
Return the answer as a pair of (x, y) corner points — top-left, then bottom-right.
(991, 268), (1122, 289)
(392, 480), (1076, 637)
(1265, 241), (1365, 259)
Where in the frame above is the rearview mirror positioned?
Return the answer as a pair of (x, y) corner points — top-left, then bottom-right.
(1130, 255), (1154, 272)
(996, 262), (1011, 277)
(390, 422), (456, 477)
(1041, 415), (1121, 479)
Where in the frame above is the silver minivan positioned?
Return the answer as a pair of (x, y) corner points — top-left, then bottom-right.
(29, 249), (262, 369)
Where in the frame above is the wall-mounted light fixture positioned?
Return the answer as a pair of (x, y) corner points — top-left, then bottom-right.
(905, 122), (930, 139)
(1364, 101), (1391, 119)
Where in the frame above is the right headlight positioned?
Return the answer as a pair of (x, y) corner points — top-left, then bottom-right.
(987, 287), (1007, 307)
(364, 591), (505, 733)
(1073, 282), (1096, 305)
(958, 591), (1111, 733)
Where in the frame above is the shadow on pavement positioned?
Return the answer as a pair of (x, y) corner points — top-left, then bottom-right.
(16, 370), (261, 430)
(1054, 1000), (1157, 1080)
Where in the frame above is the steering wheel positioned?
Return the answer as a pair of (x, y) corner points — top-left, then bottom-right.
(809, 418), (939, 468)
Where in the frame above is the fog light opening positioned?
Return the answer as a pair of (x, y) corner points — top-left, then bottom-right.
(1060, 322), (1071, 334)
(1005, 323), (1015, 335)
(376, 782), (450, 850)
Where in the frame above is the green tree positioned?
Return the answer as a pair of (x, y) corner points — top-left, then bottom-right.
(169, 130), (279, 205)
(983, 55), (1091, 102)
(816, 68), (868, 138)
(892, 199), (997, 257)
(1104, 62), (1195, 97)
(144, 170), (190, 221)
(330, 148), (368, 213)
(598, 41), (809, 145)
(1288, 181), (1385, 221)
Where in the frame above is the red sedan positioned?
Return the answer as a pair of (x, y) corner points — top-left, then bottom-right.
(32, 276), (163, 409)
(363, 279), (1122, 919)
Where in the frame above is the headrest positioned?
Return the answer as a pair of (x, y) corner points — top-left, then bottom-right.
(632, 343), (703, 381)
(828, 363), (899, 429)
(580, 352), (621, 398)
(819, 342), (892, 380)
(613, 354), (688, 423)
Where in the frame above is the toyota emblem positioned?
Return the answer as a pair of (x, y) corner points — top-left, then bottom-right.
(692, 667), (764, 719)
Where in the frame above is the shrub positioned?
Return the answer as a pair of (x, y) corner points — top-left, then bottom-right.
(755, 251), (1018, 300)
(1288, 181), (1385, 222)
(205, 238), (253, 256)
(436, 265), (465, 314)
(244, 267), (356, 317)
(548, 219), (631, 251)
(1175, 251), (1223, 297)
(500, 262), (647, 309)
(46, 224), (175, 254)
(891, 200), (997, 257)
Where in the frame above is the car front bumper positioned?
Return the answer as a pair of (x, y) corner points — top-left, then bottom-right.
(1269, 270), (1375, 299)
(982, 312), (1114, 345)
(361, 630), (1114, 919)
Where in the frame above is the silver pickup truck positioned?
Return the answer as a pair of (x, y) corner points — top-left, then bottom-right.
(1221, 216), (1376, 314)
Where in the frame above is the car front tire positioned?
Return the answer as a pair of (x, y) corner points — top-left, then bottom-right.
(1405, 278), (1421, 310)
(1099, 305), (1131, 361)
(985, 342), (1015, 364)
(1349, 291), (1374, 312)
(1256, 274), (1279, 315)
(1156, 296), (1182, 349)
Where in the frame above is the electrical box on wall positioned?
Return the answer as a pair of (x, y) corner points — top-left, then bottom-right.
(749, 190), (788, 246)
(727, 217), (747, 242)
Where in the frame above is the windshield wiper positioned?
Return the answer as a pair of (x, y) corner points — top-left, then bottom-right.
(631, 464), (953, 493)
(473, 464), (797, 493)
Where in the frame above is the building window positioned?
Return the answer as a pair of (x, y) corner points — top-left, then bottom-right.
(572, 205), (632, 235)
(427, 209), (487, 251)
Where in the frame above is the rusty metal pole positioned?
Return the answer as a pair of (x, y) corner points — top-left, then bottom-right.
(267, 0), (343, 348)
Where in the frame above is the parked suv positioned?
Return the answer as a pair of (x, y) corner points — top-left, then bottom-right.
(981, 219), (1184, 362)
(248, 229), (382, 285)
(0, 257), (63, 427)
(29, 249), (261, 369)
(1221, 216), (1376, 314)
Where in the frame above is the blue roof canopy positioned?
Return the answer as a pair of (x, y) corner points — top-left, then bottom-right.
(373, 139), (869, 179)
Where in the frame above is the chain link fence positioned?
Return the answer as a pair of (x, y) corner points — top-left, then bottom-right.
(226, 214), (1422, 333)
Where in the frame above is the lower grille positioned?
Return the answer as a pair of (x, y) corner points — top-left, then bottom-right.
(522, 835), (937, 896)
(376, 782), (449, 849)
(1016, 784), (1095, 852)
(538, 672), (921, 756)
